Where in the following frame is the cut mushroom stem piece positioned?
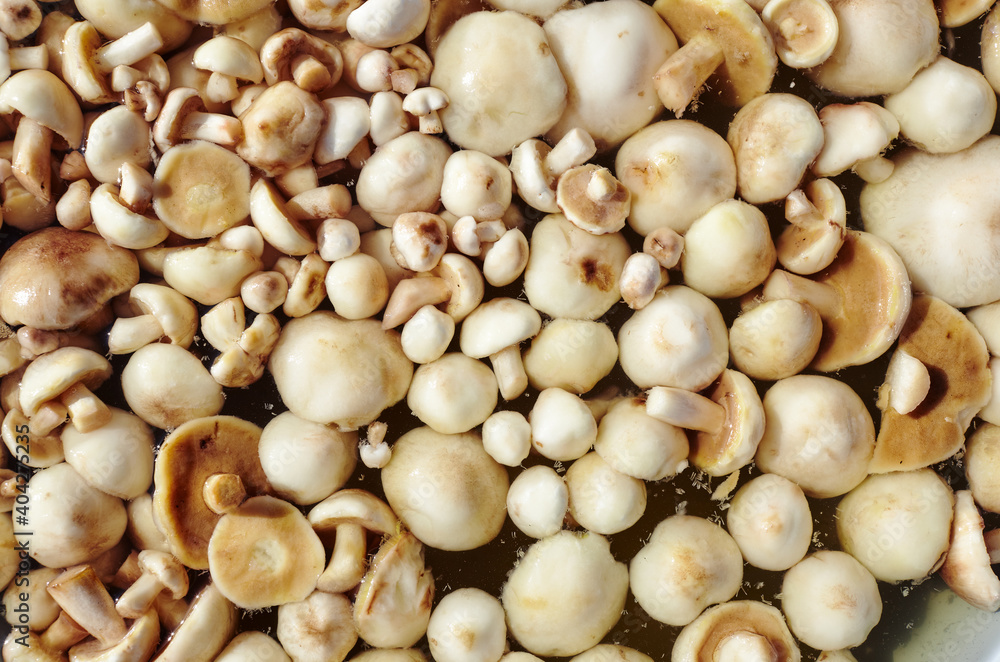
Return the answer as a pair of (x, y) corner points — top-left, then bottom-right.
(115, 550), (189, 619)
(46, 565), (127, 647)
(652, 33), (725, 117)
(203, 473), (247, 515)
(12, 116), (52, 202)
(646, 386), (725, 434)
(876, 349), (930, 416)
(382, 277), (451, 329)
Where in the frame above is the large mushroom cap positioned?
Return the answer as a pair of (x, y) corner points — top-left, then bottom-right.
(0, 227), (139, 330)
(152, 415), (272, 570)
(268, 311), (413, 431)
(861, 136), (1000, 308)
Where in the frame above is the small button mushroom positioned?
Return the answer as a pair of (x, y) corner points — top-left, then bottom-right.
(761, 230), (912, 372)
(652, 0), (778, 117)
(459, 298), (541, 401)
(84, 106), (152, 186)
(681, 199), (776, 298)
(61, 407), (154, 500)
(506, 465), (568, 539)
(877, 347), (932, 416)
(153, 87), (244, 151)
(620, 252), (667, 310)
(869, 295), (991, 473)
(781, 551), (882, 650)
(309, 489), (397, 594)
(382, 426), (508, 551)
(593, 396), (689, 481)
(369, 90), (409, 146)
(154, 583), (238, 662)
(249, 178), (318, 256)
(192, 35), (264, 104)
(966, 424), (1000, 514)
(0, 0), (40, 41)
(347, 0), (430, 48)
(280, 253), (330, 319)
(316, 96), (371, 165)
(152, 416), (271, 569)
(426, 588), (506, 662)
(440, 149), (512, 221)
(615, 119), (737, 236)
(121, 343), (225, 430)
(565, 451), (646, 535)
(761, 0), (839, 68)
(382, 276), (451, 330)
(260, 27), (344, 93)
(728, 298), (823, 381)
(777, 179), (848, 275)
(646, 369), (765, 476)
(115, 549), (188, 619)
(400, 303), (454, 364)
(19, 347), (113, 434)
(482, 227), (530, 287)
(108, 283), (198, 354)
(1, 409), (63, 467)
(837, 469), (954, 583)
(530, 387), (598, 462)
(277, 591), (357, 662)
(2, 566), (61, 632)
(542, 0), (678, 150)
(618, 286), (729, 392)
(22, 463), (126, 568)
(237, 81), (326, 176)
(0, 227), (138, 331)
(727, 93), (824, 204)
(630, 515), (743, 627)
(884, 56), (997, 155)
(672, 600), (801, 662)
(556, 164), (631, 235)
(502, 531), (628, 657)
(811, 102), (899, 181)
(430, 10), (567, 157)
(809, 0), (939, 95)
(522, 318), (619, 394)
(61, 20), (164, 105)
(940, 490), (1000, 611)
(402, 86), (449, 135)
(356, 131), (452, 226)
(216, 631), (291, 662)
(89, 182), (170, 250)
(317, 218), (362, 263)
(259, 412), (357, 506)
(391, 212), (449, 272)
(407, 353), (498, 435)
(728, 474), (812, 572)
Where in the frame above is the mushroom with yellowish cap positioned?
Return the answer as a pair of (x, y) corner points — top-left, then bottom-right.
(215, 631), (291, 662)
(728, 298), (823, 381)
(565, 451), (646, 535)
(75, 0), (192, 53)
(260, 28), (343, 93)
(61, 20), (164, 105)
(522, 318), (618, 394)
(192, 35), (264, 104)
(530, 387), (598, 462)
(593, 396), (689, 482)
(556, 164), (630, 235)
(237, 81), (326, 176)
(89, 182), (170, 250)
(114, 549), (188, 619)
(356, 131), (452, 226)
(153, 0), (274, 25)
(761, 0), (838, 69)
(407, 353), (498, 434)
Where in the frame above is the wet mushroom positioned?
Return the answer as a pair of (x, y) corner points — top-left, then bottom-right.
(61, 407), (154, 500)
(121, 343), (225, 430)
(191, 35), (264, 104)
(259, 412), (357, 506)
(152, 87), (244, 151)
(154, 0), (274, 25)
(966, 423), (1000, 514)
(237, 81), (326, 176)
(19, 347), (113, 434)
(260, 27), (343, 93)
(107, 283), (198, 354)
(940, 490), (1000, 611)
(565, 451), (646, 535)
(154, 583), (237, 662)
(506, 465), (568, 539)
(115, 549), (188, 619)
(61, 20), (164, 105)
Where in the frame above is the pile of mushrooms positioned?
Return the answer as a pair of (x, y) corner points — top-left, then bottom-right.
(0, 0), (998, 661)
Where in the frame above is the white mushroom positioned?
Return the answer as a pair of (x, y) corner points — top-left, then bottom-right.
(530, 387), (598, 462)
(593, 396), (689, 481)
(259, 412), (357, 506)
(565, 451), (646, 535)
(940, 490), (1000, 612)
(459, 297), (541, 401)
(426, 588), (506, 662)
(407, 353), (497, 434)
(506, 465), (568, 539)
(440, 149), (512, 221)
(727, 474), (812, 571)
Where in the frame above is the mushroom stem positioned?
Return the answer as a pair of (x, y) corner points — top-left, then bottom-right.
(761, 269), (842, 319)
(784, 189), (824, 227)
(853, 155), (895, 183)
(179, 111), (243, 146)
(544, 128), (597, 177)
(205, 72), (239, 104)
(878, 348), (930, 416)
(489, 345), (529, 401)
(12, 116), (53, 202)
(203, 473), (247, 515)
(46, 565), (128, 647)
(39, 611), (90, 652)
(108, 314), (164, 354)
(586, 168), (619, 202)
(986, 529), (1000, 565)
(59, 383), (112, 433)
(28, 401), (68, 437)
(652, 33), (725, 118)
(8, 45), (47, 72)
(93, 22), (164, 71)
(316, 522), (367, 593)
(115, 573), (167, 619)
(155, 594), (189, 630)
(646, 386), (726, 435)
(291, 54), (332, 93)
(382, 277), (452, 329)
(716, 631), (779, 662)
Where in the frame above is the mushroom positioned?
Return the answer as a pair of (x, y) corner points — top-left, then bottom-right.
(681, 199), (777, 298)
(237, 81), (326, 176)
(287, 0), (360, 31)
(154, 583), (238, 662)
(651, 0), (778, 116)
(208, 495), (325, 610)
(426, 588), (506, 662)
(114, 549), (188, 619)
(593, 396), (689, 481)
(382, 426), (508, 551)
(618, 285), (729, 392)
(75, 0), (192, 53)
(522, 318), (619, 394)
(761, 0), (839, 69)
(407, 352), (498, 434)
(44, 564), (127, 650)
(259, 412), (357, 507)
(354, 531), (435, 649)
(61, 407), (154, 500)
(571, 646), (652, 662)
(728, 299), (823, 381)
(755, 374), (875, 498)
(152, 87), (244, 151)
(727, 474), (812, 572)
(121, 343), (225, 430)
(402, 86), (449, 134)
(630, 515), (743, 627)
(965, 423), (1000, 514)
(646, 369), (765, 476)
(506, 465), (568, 539)
(152, 415), (272, 570)
(672, 600), (801, 662)
(19, 347), (113, 434)
(260, 28), (343, 93)
(307, 488), (397, 593)
(615, 119), (737, 236)
(429, 10), (567, 157)
(620, 252), (667, 309)
(726, 93), (824, 204)
(883, 56), (996, 154)
(556, 164), (631, 235)
(440, 149), (512, 221)
(1, 566), (61, 633)
(0, 0), (40, 41)
(869, 295), (992, 473)
(760, 230), (912, 372)
(776, 178), (848, 275)
(509, 129), (596, 214)
(940, 490), (1000, 612)
(61, 20), (164, 105)
(381, 277), (451, 330)
(523, 214), (631, 321)
(355, 131), (452, 226)
(565, 451), (646, 535)
(391, 212), (449, 272)
(268, 311), (413, 431)
(836, 469), (954, 583)
(0, 227), (138, 331)
(192, 35), (264, 104)
(985, 4), (1000, 94)
(89, 182), (170, 250)
(107, 283), (198, 354)
(459, 297), (541, 401)
(400, 304), (454, 364)
(277, 591), (358, 662)
(811, 102), (899, 182)
(215, 631), (292, 662)
(249, 178), (317, 256)
(781, 551), (882, 650)
(529, 387), (598, 462)
(502, 531), (628, 657)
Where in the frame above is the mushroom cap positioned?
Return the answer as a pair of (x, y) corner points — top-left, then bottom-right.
(277, 591), (357, 662)
(522, 318), (619, 394)
(356, 131), (452, 224)
(154, 583), (238, 662)
(152, 415), (272, 570)
(268, 311), (413, 431)
(121, 343), (225, 430)
(0, 227), (139, 330)
(426, 588), (507, 662)
(542, 0), (678, 150)
(260, 27), (343, 87)
(61, 407), (155, 500)
(382, 426), (507, 551)
(653, 0), (778, 107)
(940, 490), (1000, 612)
(689, 369), (766, 476)
(630, 515), (743, 627)
(502, 531), (628, 657)
(407, 353), (498, 434)
(459, 297), (541, 359)
(215, 631), (291, 662)
(308, 488), (398, 536)
(259, 412), (358, 505)
(208, 495), (325, 610)
(556, 164), (631, 235)
(154, 0), (275, 24)
(728, 299), (823, 381)
(85, 106), (153, 185)
(571, 646), (651, 662)
(75, 0), (193, 51)
(861, 137), (1000, 308)
(0, 69), (83, 148)
(755, 374), (875, 498)
(727, 474), (812, 572)
(237, 82), (326, 176)
(18, 346), (111, 416)
(430, 10), (568, 157)
(869, 295), (992, 473)
(594, 396), (690, 481)
(128, 283), (199, 348)
(565, 451), (646, 535)
(836, 469), (954, 583)
(812, 102), (900, 178)
(966, 423), (1000, 514)
(672, 600), (801, 662)
(152, 141), (252, 240)
(192, 35), (265, 82)
(615, 119), (737, 236)
(506, 464), (568, 539)
(806, 0), (939, 97)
